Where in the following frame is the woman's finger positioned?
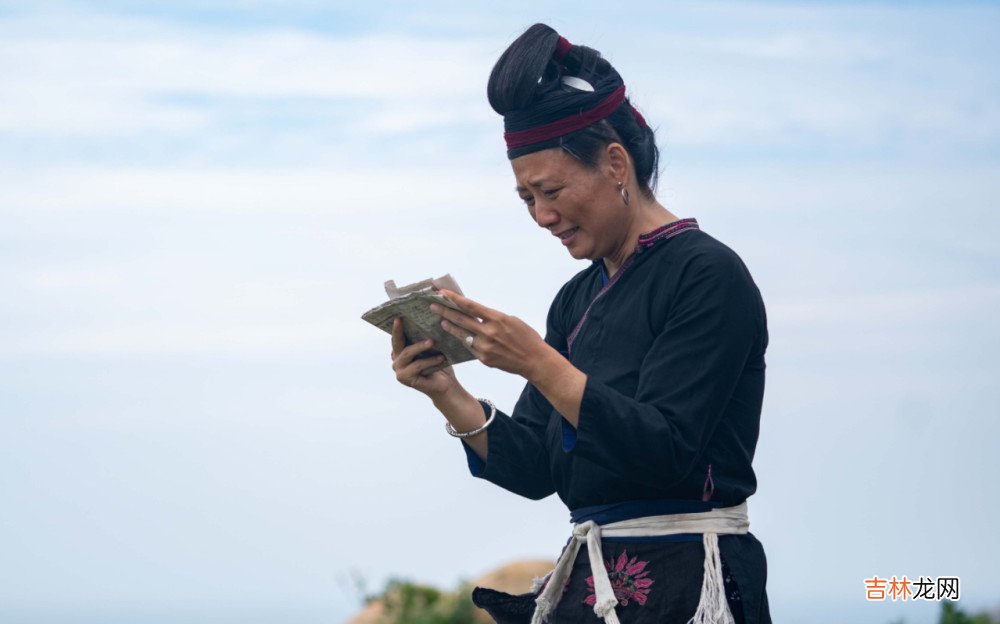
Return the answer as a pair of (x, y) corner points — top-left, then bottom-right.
(391, 317), (406, 356)
(431, 302), (481, 333)
(439, 317), (476, 346)
(439, 290), (500, 322)
(399, 354), (447, 382)
(393, 338), (437, 369)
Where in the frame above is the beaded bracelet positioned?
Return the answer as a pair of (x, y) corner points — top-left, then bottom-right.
(445, 398), (497, 438)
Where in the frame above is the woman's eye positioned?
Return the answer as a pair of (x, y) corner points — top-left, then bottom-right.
(542, 188), (561, 198)
(521, 196), (535, 207)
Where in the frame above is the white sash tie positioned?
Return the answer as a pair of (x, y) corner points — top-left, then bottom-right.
(530, 502), (749, 624)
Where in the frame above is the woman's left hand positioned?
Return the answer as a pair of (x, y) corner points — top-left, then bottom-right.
(430, 290), (549, 379)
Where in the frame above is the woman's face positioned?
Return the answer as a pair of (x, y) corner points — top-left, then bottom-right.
(512, 146), (627, 262)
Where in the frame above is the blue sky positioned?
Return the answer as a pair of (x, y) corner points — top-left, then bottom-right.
(1, 1), (999, 623)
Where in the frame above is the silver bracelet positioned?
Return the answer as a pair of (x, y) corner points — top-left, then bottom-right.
(445, 398), (497, 438)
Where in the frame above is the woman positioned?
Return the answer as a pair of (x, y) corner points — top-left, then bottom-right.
(390, 24), (771, 624)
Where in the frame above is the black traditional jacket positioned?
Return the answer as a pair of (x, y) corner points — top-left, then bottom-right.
(460, 219), (772, 624)
(463, 219), (768, 510)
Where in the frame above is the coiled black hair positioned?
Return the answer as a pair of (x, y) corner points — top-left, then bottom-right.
(488, 23), (660, 197)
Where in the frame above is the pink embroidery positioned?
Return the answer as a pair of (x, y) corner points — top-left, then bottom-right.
(584, 550), (654, 608)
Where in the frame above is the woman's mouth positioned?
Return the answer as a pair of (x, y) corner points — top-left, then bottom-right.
(556, 227), (579, 245)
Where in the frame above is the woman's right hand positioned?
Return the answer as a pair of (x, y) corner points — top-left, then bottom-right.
(391, 317), (461, 398)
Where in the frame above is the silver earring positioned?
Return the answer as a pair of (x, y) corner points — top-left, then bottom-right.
(618, 181), (630, 206)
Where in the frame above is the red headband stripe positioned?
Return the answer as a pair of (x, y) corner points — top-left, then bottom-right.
(554, 36), (572, 61)
(630, 105), (647, 129)
(504, 85), (626, 150)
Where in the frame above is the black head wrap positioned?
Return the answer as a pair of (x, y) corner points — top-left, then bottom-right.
(493, 34), (647, 159)
(487, 24), (659, 194)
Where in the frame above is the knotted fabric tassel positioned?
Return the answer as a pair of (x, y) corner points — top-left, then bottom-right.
(531, 520), (621, 624)
(584, 521), (621, 624)
(686, 532), (736, 624)
(530, 522), (587, 624)
(530, 572), (552, 594)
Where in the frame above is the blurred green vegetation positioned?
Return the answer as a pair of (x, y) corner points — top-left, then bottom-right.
(937, 600), (998, 624)
(364, 577), (479, 624)
(890, 602), (1000, 624)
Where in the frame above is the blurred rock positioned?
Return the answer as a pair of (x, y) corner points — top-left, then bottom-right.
(471, 559), (555, 596)
(344, 599), (384, 624)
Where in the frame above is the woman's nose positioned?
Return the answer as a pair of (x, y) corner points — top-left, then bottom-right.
(533, 201), (559, 228)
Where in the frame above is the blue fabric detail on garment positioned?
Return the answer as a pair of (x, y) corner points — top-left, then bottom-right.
(561, 418), (577, 451)
(570, 498), (722, 525)
(599, 265), (609, 287)
(462, 440), (485, 477)
(460, 400), (497, 477)
(602, 534), (703, 543)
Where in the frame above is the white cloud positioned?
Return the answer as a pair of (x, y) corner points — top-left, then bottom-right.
(769, 283), (1000, 327)
(0, 165), (504, 214)
(0, 11), (496, 136)
(2, 320), (354, 356)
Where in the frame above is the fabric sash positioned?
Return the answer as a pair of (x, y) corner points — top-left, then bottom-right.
(530, 502), (749, 624)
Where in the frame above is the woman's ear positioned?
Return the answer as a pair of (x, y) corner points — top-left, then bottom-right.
(605, 142), (630, 185)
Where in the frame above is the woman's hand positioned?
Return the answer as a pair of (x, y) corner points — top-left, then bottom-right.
(391, 317), (460, 399)
(430, 290), (551, 380)
(390, 316), (489, 456)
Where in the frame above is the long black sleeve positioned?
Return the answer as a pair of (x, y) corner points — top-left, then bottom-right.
(458, 290), (573, 501)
